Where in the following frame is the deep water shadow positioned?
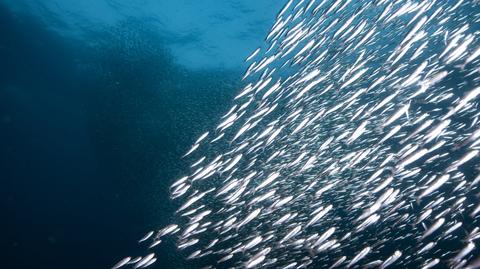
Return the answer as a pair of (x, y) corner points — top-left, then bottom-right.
(0, 4), (240, 269)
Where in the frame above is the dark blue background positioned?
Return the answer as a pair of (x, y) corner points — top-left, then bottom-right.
(0, 2), (278, 268)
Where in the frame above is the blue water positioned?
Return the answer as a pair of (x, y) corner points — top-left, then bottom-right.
(0, 1), (285, 268)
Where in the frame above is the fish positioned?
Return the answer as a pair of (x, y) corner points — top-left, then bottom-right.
(380, 250), (402, 269)
(421, 217), (445, 240)
(138, 231), (154, 243)
(111, 257), (131, 269)
(132, 253), (155, 269)
(418, 174), (450, 200)
(117, 1), (480, 268)
(347, 246), (371, 268)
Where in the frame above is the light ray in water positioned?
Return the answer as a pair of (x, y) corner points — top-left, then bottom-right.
(115, 0), (480, 268)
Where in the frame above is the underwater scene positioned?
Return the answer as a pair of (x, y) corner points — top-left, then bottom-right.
(3, 0), (480, 269)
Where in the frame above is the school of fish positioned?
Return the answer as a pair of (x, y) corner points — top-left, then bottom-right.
(113, 0), (480, 268)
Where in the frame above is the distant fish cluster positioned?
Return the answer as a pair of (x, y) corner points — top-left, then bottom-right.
(113, 0), (480, 268)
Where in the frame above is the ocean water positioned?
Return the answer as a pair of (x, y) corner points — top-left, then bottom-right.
(0, 1), (284, 268)
(3, 1), (480, 269)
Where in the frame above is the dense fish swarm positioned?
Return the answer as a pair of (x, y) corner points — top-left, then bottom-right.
(114, 0), (480, 268)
